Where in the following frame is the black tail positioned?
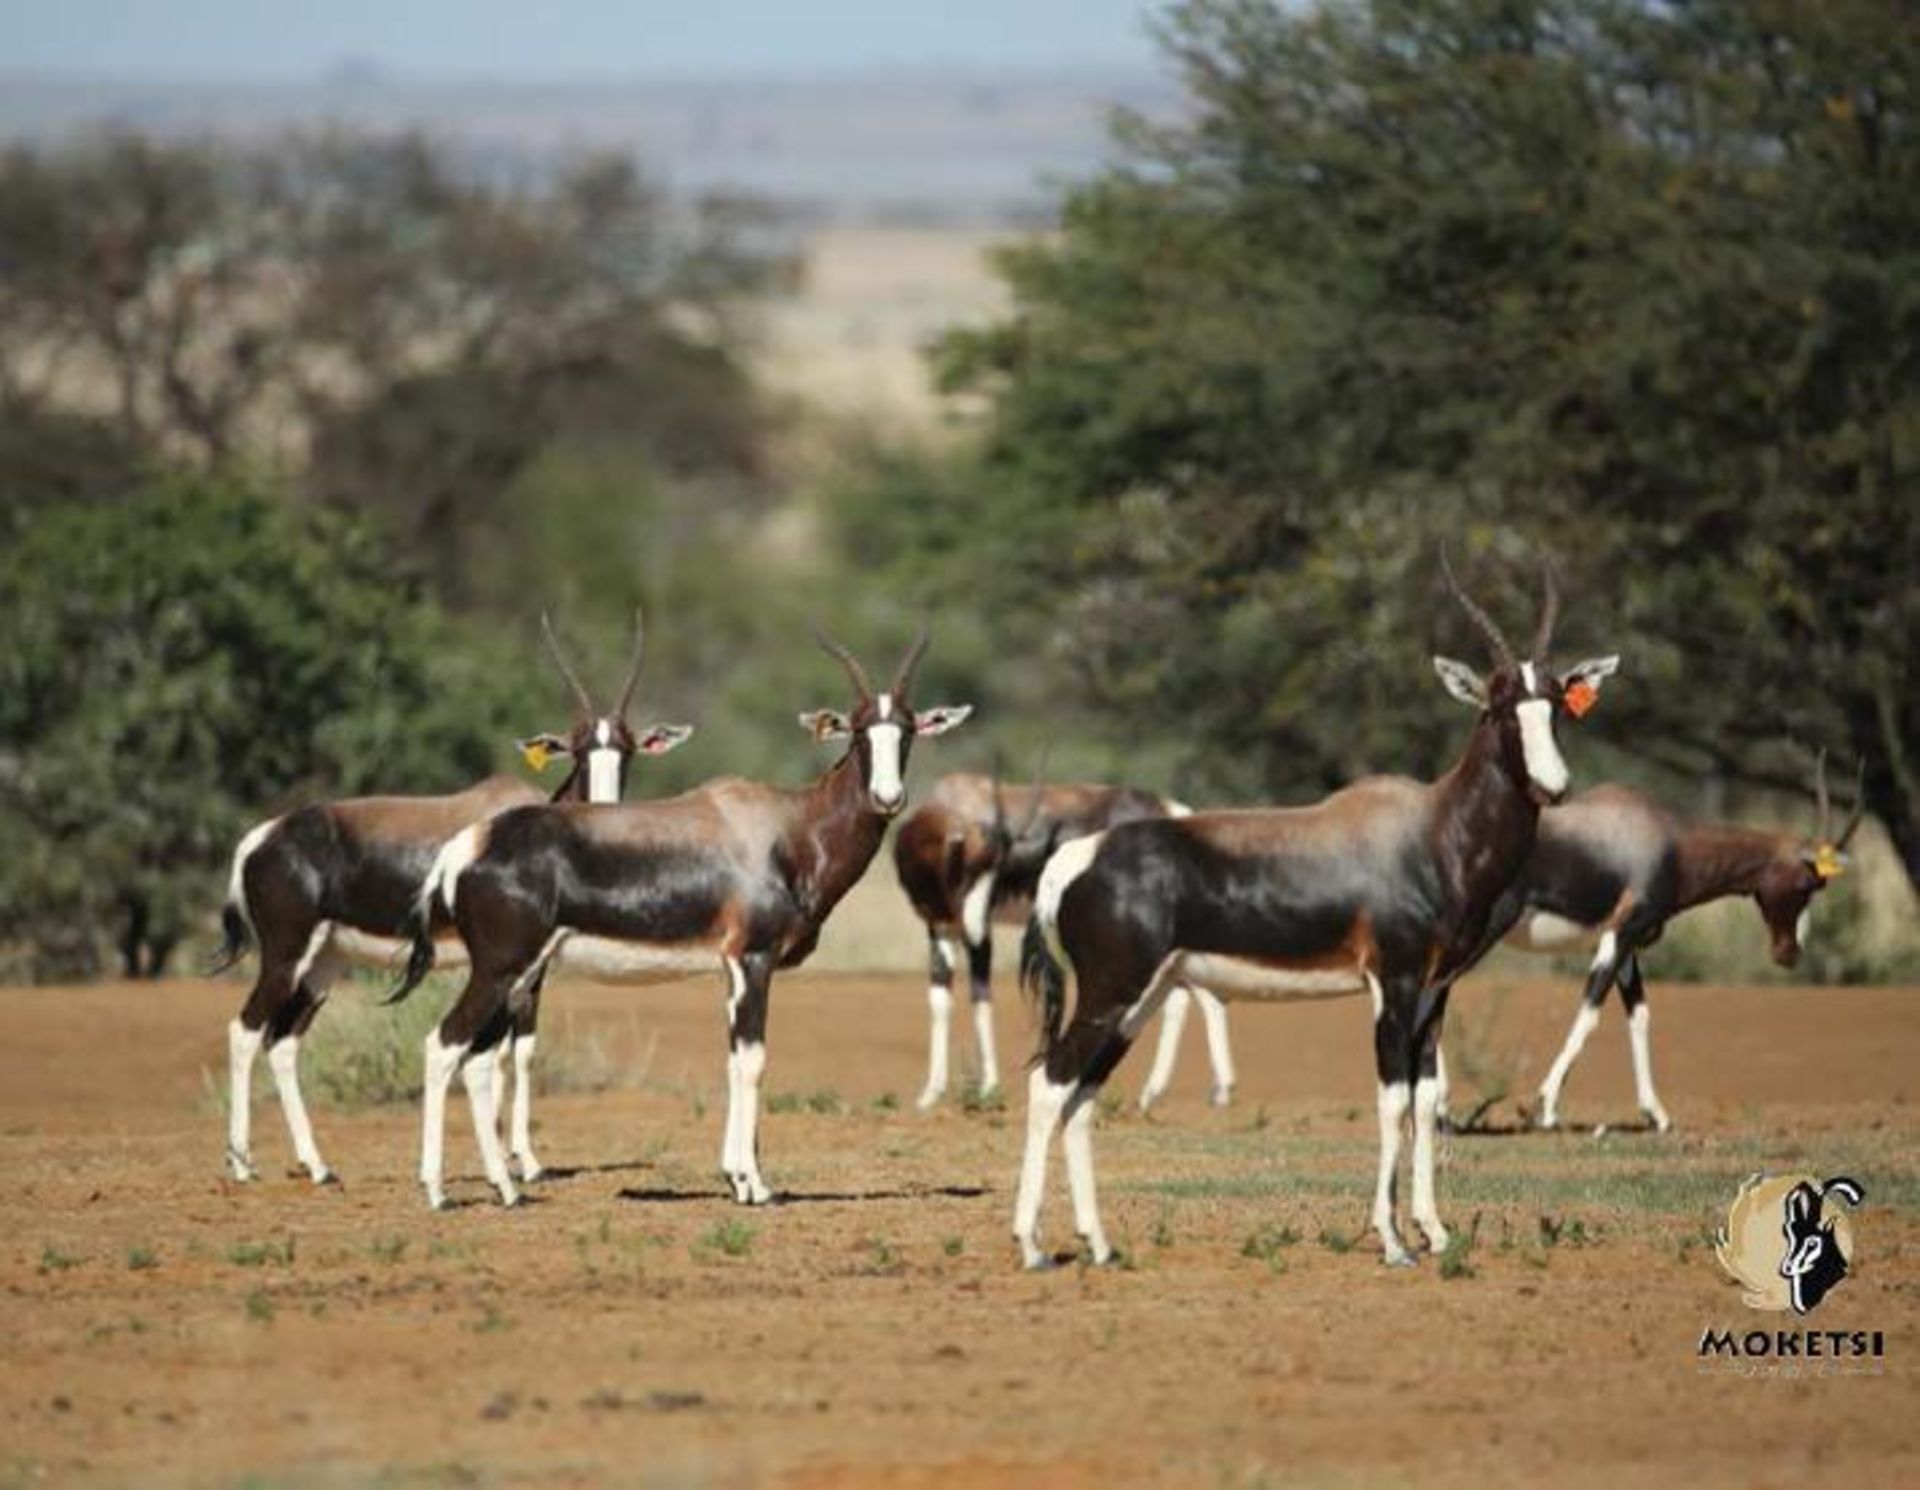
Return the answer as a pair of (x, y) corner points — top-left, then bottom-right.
(205, 903), (251, 976)
(385, 897), (437, 1005)
(1019, 914), (1067, 1063)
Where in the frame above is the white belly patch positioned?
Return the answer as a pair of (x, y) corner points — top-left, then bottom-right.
(1173, 952), (1367, 1002)
(330, 927), (470, 971)
(554, 935), (717, 984)
(1507, 913), (1599, 953)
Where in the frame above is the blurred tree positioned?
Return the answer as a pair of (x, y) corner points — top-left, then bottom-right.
(0, 131), (783, 606)
(913, 0), (1919, 882)
(0, 476), (512, 982)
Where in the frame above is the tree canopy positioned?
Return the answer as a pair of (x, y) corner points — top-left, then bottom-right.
(884, 0), (1919, 885)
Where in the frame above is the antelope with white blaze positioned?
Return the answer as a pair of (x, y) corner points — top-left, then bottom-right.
(1492, 751), (1866, 1133)
(211, 612), (690, 1185)
(387, 629), (971, 1210)
(1017, 558), (1620, 1268)
(893, 765), (1234, 1111)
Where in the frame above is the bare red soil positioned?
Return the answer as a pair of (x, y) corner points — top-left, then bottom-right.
(1, 972), (1915, 1487)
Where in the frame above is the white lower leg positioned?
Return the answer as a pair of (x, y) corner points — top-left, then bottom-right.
(265, 1036), (330, 1183)
(1372, 1080), (1413, 1266)
(971, 987), (1000, 1095)
(720, 1046), (744, 1194)
(226, 1020), (263, 1180)
(1627, 1003), (1671, 1132)
(1061, 1091), (1111, 1262)
(1538, 1002), (1602, 1128)
(420, 1030), (466, 1209)
(489, 1045), (508, 1140)
(1013, 1069), (1066, 1268)
(1196, 987), (1235, 1106)
(1411, 1076), (1448, 1251)
(917, 981), (953, 1110)
(510, 1035), (543, 1177)
(461, 1051), (519, 1206)
(733, 1041), (771, 1204)
(1138, 984), (1190, 1112)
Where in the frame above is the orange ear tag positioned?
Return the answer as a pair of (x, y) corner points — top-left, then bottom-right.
(1565, 680), (1598, 718)
(521, 740), (552, 772)
(1813, 844), (1845, 880)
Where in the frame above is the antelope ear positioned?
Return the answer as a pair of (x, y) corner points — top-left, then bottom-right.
(798, 709), (851, 742)
(913, 704), (974, 738)
(517, 733), (573, 770)
(1559, 655), (1621, 693)
(636, 723), (694, 755)
(1432, 656), (1487, 709)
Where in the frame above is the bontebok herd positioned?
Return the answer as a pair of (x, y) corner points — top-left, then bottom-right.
(207, 556), (1868, 1271)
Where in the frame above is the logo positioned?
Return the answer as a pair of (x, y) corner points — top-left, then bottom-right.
(1716, 1172), (1865, 1315)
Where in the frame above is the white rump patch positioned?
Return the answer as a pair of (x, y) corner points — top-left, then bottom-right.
(424, 824), (488, 916)
(1172, 952), (1367, 1002)
(1034, 831), (1107, 968)
(227, 816), (282, 921)
(1516, 698), (1568, 798)
(1509, 912), (1597, 953)
(555, 935), (717, 984)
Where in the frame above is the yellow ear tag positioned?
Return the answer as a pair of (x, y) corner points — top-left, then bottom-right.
(521, 740), (552, 772)
(1813, 845), (1845, 880)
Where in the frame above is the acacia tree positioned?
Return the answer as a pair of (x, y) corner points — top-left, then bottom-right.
(926, 0), (1919, 883)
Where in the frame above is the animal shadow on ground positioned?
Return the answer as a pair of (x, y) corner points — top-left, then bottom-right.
(615, 1184), (990, 1207)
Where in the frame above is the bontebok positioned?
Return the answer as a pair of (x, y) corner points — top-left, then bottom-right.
(1017, 559), (1618, 1268)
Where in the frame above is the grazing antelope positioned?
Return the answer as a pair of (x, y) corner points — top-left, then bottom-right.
(389, 629), (971, 1210)
(894, 767), (1235, 1111)
(211, 613), (691, 1186)
(1016, 560), (1619, 1268)
(1495, 753), (1866, 1133)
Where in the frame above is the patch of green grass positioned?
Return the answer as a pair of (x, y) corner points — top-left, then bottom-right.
(39, 1244), (81, 1273)
(227, 1237), (296, 1268)
(941, 1235), (964, 1258)
(1438, 1214), (1482, 1280)
(125, 1245), (158, 1272)
(959, 1086), (1006, 1116)
(697, 1219), (754, 1260)
(244, 1289), (275, 1323)
(1150, 1205), (1177, 1249)
(858, 1236), (903, 1275)
(1317, 1225), (1357, 1255)
(1537, 1214), (1596, 1249)
(872, 1092), (900, 1113)
(1241, 1222), (1301, 1271)
(768, 1089), (845, 1116)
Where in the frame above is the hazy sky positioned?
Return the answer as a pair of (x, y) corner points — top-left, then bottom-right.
(1, 1), (1167, 80)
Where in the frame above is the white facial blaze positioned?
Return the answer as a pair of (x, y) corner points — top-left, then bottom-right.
(1515, 698), (1568, 798)
(587, 723), (622, 802)
(867, 694), (905, 807)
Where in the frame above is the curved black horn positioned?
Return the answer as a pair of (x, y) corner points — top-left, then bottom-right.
(1837, 759), (1868, 848)
(812, 624), (874, 701)
(891, 625), (931, 700)
(1440, 548), (1515, 667)
(541, 611), (596, 717)
(1532, 556), (1561, 663)
(613, 607), (647, 721)
(1813, 747), (1832, 841)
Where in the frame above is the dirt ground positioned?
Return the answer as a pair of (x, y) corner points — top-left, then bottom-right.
(2, 970), (1916, 1489)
